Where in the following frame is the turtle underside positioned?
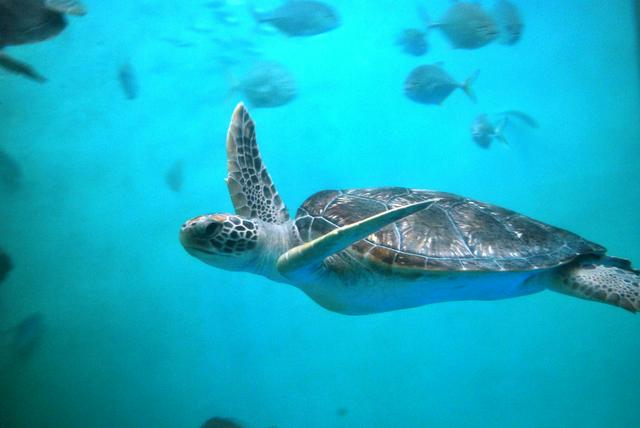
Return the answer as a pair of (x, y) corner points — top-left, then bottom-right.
(294, 187), (604, 274)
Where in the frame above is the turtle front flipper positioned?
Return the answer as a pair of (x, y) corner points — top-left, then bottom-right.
(276, 200), (431, 278)
(0, 52), (46, 83)
(44, 0), (87, 16)
(226, 102), (289, 224)
(549, 256), (640, 313)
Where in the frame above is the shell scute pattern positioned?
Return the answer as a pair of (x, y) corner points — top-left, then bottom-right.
(226, 105), (289, 224)
(294, 187), (605, 273)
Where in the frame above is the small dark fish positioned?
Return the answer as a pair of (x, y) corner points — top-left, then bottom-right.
(249, 0), (340, 36)
(165, 160), (184, 193)
(118, 63), (138, 100)
(10, 313), (44, 359)
(404, 64), (478, 105)
(235, 61), (297, 108)
(336, 407), (348, 417)
(492, 0), (523, 45)
(421, 2), (499, 49)
(471, 114), (508, 148)
(396, 28), (428, 56)
(499, 110), (539, 128)
(0, 52), (46, 82)
(0, 249), (13, 284)
(0, 148), (23, 189)
(201, 417), (244, 428)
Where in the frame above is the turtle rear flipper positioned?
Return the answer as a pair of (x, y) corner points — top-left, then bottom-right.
(277, 200), (432, 277)
(0, 53), (46, 83)
(549, 257), (640, 313)
(45, 0), (87, 16)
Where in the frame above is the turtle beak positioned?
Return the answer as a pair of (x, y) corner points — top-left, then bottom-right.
(180, 214), (227, 253)
(179, 215), (208, 250)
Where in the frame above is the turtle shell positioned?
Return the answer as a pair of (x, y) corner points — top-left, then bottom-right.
(0, 0), (66, 47)
(294, 187), (605, 273)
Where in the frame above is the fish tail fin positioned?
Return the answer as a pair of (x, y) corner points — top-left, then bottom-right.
(461, 69), (479, 103)
(495, 117), (509, 145)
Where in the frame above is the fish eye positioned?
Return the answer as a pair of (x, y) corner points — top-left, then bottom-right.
(206, 222), (222, 236)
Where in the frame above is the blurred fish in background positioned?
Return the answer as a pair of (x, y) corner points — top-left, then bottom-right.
(0, 249), (12, 284)
(211, 36), (262, 68)
(492, 0), (524, 45)
(418, 1), (498, 49)
(6, 313), (44, 360)
(200, 416), (245, 428)
(396, 28), (428, 56)
(404, 63), (479, 105)
(206, 0), (242, 26)
(118, 62), (139, 100)
(248, 0), (340, 36)
(230, 60), (297, 108)
(165, 160), (184, 193)
(471, 110), (538, 148)
(471, 114), (508, 148)
(0, 148), (22, 190)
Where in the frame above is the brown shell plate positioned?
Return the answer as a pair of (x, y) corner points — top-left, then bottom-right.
(294, 187), (605, 273)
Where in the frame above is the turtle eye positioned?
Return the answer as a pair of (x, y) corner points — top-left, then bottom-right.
(205, 222), (222, 236)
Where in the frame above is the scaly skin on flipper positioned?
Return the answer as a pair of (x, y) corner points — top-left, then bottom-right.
(226, 103), (289, 224)
(0, 52), (46, 82)
(277, 200), (432, 276)
(550, 256), (640, 312)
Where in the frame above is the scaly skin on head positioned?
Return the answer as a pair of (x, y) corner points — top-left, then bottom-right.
(179, 213), (295, 281)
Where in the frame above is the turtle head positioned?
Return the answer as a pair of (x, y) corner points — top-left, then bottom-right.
(180, 213), (260, 271)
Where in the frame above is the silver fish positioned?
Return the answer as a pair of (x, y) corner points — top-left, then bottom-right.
(0, 249), (12, 284)
(499, 110), (539, 128)
(396, 28), (428, 56)
(10, 313), (44, 359)
(404, 64), (479, 105)
(471, 114), (508, 148)
(235, 61), (297, 108)
(472, 110), (538, 148)
(249, 0), (340, 36)
(118, 63), (138, 100)
(421, 2), (499, 49)
(0, 148), (22, 189)
(493, 0), (523, 45)
(165, 160), (184, 193)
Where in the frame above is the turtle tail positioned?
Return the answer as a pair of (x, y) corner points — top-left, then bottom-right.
(461, 70), (480, 103)
(548, 255), (640, 313)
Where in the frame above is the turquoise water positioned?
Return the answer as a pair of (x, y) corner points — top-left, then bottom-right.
(1, 1), (639, 427)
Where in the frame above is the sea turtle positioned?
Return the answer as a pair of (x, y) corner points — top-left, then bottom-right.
(0, 0), (86, 82)
(179, 103), (640, 315)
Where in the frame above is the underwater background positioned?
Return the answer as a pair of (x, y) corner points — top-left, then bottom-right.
(1, 0), (639, 427)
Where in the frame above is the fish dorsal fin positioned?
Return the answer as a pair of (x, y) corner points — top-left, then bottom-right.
(276, 200), (431, 277)
(226, 103), (289, 224)
(44, 0), (87, 16)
